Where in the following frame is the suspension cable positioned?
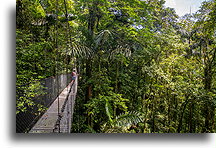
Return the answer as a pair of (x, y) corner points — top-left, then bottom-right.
(63, 0), (70, 132)
(63, 0), (69, 91)
(54, 0), (61, 133)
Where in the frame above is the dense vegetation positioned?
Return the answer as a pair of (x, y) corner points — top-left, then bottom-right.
(16, 0), (216, 133)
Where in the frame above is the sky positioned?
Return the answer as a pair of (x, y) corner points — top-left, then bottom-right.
(164, 0), (206, 16)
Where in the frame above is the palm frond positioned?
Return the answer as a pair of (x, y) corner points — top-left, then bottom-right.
(101, 111), (143, 133)
(109, 44), (132, 58)
(95, 30), (113, 48)
(61, 41), (93, 58)
(113, 111), (142, 127)
(105, 99), (113, 123)
(104, 126), (125, 133)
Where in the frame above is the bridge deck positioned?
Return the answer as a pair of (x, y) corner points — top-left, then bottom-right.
(29, 78), (77, 133)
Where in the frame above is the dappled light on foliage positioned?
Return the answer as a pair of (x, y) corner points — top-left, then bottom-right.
(16, 0), (215, 133)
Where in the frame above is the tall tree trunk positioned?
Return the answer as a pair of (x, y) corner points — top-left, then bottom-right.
(204, 66), (212, 90)
(204, 106), (210, 132)
(189, 100), (194, 133)
(85, 2), (98, 102)
(177, 97), (190, 133)
(115, 62), (119, 92)
(85, 58), (92, 102)
(203, 61), (214, 132)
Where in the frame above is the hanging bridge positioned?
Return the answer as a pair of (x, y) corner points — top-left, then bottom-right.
(16, 73), (78, 133)
(16, 0), (79, 133)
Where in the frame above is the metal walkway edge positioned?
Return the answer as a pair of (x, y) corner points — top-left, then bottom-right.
(29, 77), (78, 133)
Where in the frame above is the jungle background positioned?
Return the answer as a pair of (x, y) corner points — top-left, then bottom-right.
(16, 0), (216, 133)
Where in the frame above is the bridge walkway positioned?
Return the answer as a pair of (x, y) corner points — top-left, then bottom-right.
(29, 77), (78, 133)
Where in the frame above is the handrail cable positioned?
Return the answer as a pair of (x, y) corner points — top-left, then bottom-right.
(63, 0), (70, 132)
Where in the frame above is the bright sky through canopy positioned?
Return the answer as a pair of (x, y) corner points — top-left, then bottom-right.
(164, 0), (206, 16)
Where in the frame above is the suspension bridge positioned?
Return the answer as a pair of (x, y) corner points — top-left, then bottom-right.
(16, 0), (79, 133)
(16, 73), (78, 133)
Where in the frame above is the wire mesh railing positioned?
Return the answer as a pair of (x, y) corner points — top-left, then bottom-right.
(16, 73), (72, 133)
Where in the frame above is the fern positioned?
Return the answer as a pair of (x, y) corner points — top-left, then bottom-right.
(101, 111), (143, 133)
(114, 111), (142, 127)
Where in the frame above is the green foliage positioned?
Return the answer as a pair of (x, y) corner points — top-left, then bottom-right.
(16, 81), (47, 114)
(84, 91), (128, 132)
(101, 111), (143, 133)
(16, 0), (216, 133)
